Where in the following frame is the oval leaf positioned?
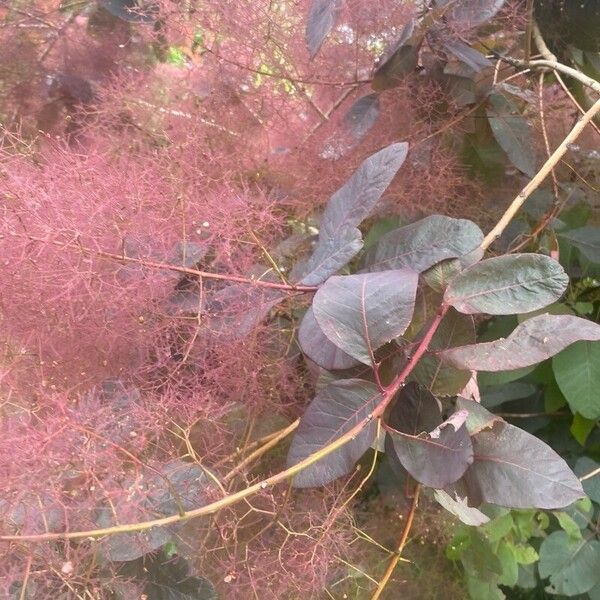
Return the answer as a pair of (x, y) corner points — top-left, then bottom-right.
(295, 142), (409, 285)
(297, 307), (360, 370)
(440, 314), (600, 371)
(387, 411), (473, 488)
(487, 93), (536, 177)
(364, 214), (483, 274)
(444, 254), (569, 315)
(313, 269), (418, 365)
(388, 381), (442, 434)
(442, 39), (492, 72)
(462, 417), (584, 509)
(343, 93), (380, 141)
(305, 0), (341, 58)
(553, 341), (600, 419)
(539, 531), (600, 596)
(559, 226), (600, 263)
(287, 379), (382, 488)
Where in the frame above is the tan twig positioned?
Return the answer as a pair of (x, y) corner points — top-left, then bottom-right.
(531, 22), (600, 137)
(538, 71), (560, 200)
(481, 97), (600, 250)
(524, 0), (535, 63)
(223, 419), (299, 482)
(370, 484), (421, 600)
(18, 553), (33, 600)
(580, 467), (600, 482)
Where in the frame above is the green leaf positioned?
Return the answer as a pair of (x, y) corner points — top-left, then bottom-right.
(287, 379), (382, 487)
(570, 412), (596, 446)
(539, 531), (600, 596)
(553, 341), (600, 419)
(482, 512), (514, 543)
(481, 382), (537, 409)
(517, 563), (537, 589)
(512, 544), (539, 565)
(312, 270), (418, 365)
(559, 226), (600, 263)
(364, 214), (483, 274)
(466, 578), (505, 600)
(444, 254), (568, 316)
(387, 411), (473, 488)
(463, 529), (505, 581)
(486, 93), (536, 177)
(441, 314), (600, 371)
(497, 541), (519, 587)
(562, 497), (593, 530)
(295, 143), (408, 284)
(554, 511), (584, 541)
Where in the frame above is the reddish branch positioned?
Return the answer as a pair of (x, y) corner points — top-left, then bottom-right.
(17, 234), (318, 293)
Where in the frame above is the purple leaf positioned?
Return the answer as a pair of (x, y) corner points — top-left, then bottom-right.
(440, 314), (600, 371)
(295, 142), (409, 285)
(305, 0), (342, 58)
(387, 410), (473, 488)
(297, 307), (360, 370)
(364, 215), (483, 274)
(312, 269), (418, 365)
(444, 254), (568, 315)
(287, 379), (382, 487)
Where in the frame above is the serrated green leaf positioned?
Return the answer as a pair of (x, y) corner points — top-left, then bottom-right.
(512, 544), (539, 565)
(554, 511), (583, 541)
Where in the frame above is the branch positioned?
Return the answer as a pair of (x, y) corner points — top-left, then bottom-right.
(526, 59), (600, 95)
(17, 234), (317, 293)
(0, 305), (449, 543)
(481, 97), (600, 250)
(370, 484), (421, 600)
(223, 418), (300, 482)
